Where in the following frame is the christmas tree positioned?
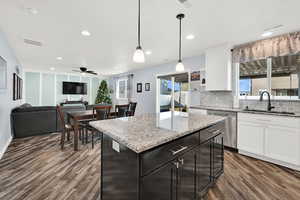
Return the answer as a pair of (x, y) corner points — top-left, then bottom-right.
(95, 80), (112, 104)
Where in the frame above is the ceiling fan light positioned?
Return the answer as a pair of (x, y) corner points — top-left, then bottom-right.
(176, 61), (185, 72)
(133, 46), (145, 63)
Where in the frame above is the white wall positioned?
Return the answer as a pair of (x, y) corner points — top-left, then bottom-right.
(24, 70), (105, 106)
(109, 55), (205, 115)
(0, 31), (22, 159)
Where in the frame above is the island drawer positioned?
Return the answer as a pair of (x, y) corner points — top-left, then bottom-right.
(200, 121), (225, 143)
(140, 132), (199, 176)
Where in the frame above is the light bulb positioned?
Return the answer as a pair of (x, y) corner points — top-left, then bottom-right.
(133, 47), (145, 63)
(176, 61), (185, 72)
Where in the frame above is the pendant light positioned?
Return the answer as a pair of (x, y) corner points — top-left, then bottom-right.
(176, 13), (185, 72)
(133, 0), (145, 63)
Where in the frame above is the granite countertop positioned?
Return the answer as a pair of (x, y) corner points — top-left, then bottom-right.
(89, 111), (226, 153)
(191, 105), (300, 117)
(190, 105), (242, 112)
(240, 110), (300, 117)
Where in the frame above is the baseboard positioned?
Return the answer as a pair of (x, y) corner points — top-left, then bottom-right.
(238, 150), (300, 171)
(224, 146), (238, 153)
(0, 136), (12, 160)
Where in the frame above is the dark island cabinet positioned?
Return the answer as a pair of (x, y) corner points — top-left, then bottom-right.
(212, 134), (224, 179)
(196, 139), (212, 197)
(100, 120), (225, 200)
(141, 150), (196, 200)
(140, 122), (225, 200)
(141, 162), (177, 200)
(177, 151), (197, 200)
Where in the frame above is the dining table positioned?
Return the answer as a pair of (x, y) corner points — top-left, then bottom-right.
(67, 110), (94, 151)
(67, 109), (117, 151)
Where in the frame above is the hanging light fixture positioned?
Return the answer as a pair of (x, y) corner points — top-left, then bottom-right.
(133, 0), (145, 63)
(176, 13), (185, 72)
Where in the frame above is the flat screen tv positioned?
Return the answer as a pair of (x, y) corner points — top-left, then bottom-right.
(63, 82), (87, 95)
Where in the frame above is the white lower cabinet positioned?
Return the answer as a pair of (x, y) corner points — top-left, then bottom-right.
(238, 122), (264, 155)
(265, 126), (299, 165)
(238, 113), (300, 171)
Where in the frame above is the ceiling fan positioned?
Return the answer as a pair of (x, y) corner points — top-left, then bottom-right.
(72, 67), (98, 75)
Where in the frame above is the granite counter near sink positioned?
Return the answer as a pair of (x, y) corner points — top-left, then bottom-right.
(191, 105), (241, 112)
(191, 105), (300, 117)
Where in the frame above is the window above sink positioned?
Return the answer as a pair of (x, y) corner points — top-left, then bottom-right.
(239, 54), (300, 101)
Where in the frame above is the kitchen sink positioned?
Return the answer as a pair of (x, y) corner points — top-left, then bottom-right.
(243, 108), (295, 115)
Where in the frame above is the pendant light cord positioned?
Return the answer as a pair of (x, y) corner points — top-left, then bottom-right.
(179, 17), (182, 62)
(138, 0), (141, 47)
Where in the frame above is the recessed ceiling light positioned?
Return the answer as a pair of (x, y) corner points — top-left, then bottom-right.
(262, 31), (273, 37)
(50, 67), (55, 71)
(56, 57), (63, 60)
(81, 30), (91, 36)
(27, 7), (38, 15)
(186, 34), (195, 40)
(145, 50), (152, 55)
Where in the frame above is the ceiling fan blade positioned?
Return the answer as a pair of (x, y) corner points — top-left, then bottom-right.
(72, 70), (81, 72)
(87, 71), (98, 75)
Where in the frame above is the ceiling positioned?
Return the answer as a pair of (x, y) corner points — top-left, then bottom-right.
(0, 0), (300, 76)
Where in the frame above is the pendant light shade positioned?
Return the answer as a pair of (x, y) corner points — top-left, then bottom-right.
(176, 14), (185, 72)
(176, 61), (185, 72)
(133, 0), (145, 63)
(133, 46), (145, 63)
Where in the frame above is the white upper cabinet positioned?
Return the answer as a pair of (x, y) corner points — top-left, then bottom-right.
(205, 44), (232, 91)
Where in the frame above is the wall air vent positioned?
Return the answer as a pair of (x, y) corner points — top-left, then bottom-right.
(24, 39), (43, 47)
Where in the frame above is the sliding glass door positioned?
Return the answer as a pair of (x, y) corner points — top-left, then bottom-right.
(157, 72), (190, 113)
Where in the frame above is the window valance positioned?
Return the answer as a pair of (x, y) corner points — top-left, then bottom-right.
(232, 31), (300, 63)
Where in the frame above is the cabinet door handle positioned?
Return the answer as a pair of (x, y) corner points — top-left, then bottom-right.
(173, 162), (179, 169)
(178, 158), (184, 165)
(170, 146), (188, 155)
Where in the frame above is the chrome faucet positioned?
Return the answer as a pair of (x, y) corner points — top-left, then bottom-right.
(259, 91), (275, 111)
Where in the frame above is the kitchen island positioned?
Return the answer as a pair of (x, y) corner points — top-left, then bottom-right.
(90, 111), (226, 200)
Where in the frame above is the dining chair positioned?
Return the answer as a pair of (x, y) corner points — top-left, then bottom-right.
(115, 104), (130, 118)
(82, 105), (112, 148)
(128, 102), (137, 116)
(93, 105), (112, 120)
(57, 105), (82, 150)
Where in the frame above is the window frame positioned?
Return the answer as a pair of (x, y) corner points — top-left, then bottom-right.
(238, 57), (300, 101)
(116, 78), (128, 100)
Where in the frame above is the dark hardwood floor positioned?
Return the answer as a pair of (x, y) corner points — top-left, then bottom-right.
(0, 133), (100, 200)
(0, 133), (299, 200)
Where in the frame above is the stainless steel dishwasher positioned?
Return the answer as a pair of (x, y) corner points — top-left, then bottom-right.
(207, 110), (237, 149)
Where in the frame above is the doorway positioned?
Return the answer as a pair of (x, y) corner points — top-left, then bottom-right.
(156, 72), (190, 113)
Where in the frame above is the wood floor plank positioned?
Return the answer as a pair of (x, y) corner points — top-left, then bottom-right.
(0, 133), (101, 200)
(0, 133), (299, 200)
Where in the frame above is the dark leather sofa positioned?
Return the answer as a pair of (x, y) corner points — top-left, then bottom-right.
(11, 103), (86, 138)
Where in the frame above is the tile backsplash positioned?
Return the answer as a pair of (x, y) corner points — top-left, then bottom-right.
(200, 91), (233, 108)
(239, 100), (300, 113)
